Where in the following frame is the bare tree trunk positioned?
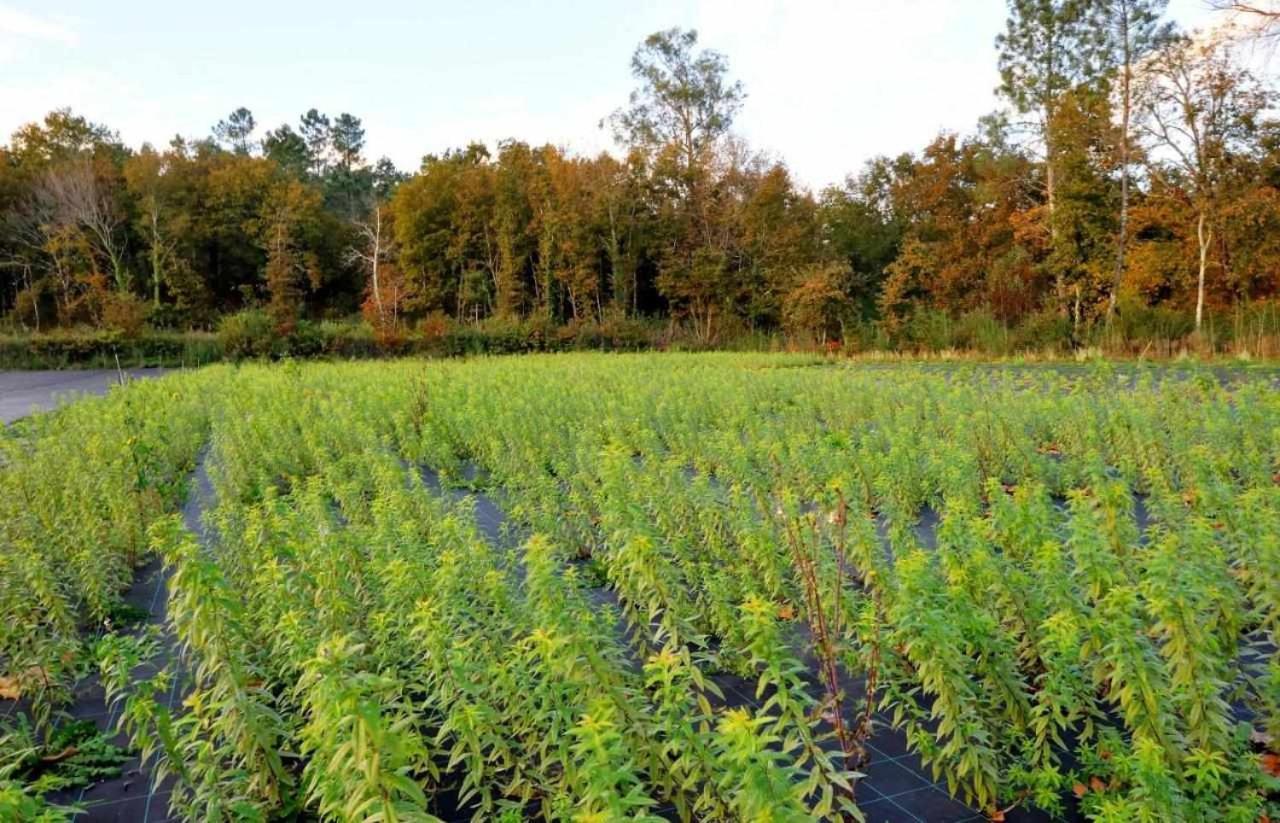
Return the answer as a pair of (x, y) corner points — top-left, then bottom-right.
(1109, 12), (1133, 323)
(481, 223), (500, 314)
(1045, 137), (1067, 314)
(606, 199), (625, 315)
(1196, 209), (1210, 333)
(51, 251), (71, 321)
(1046, 151), (1057, 220)
(23, 264), (39, 332)
(39, 161), (129, 292)
(347, 205), (395, 331)
(149, 208), (163, 307)
(371, 207), (384, 325)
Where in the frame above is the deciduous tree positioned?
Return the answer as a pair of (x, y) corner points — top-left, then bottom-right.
(610, 28), (744, 182)
(123, 146), (178, 306)
(1135, 32), (1271, 330)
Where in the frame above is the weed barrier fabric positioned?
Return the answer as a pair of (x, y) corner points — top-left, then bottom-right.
(35, 560), (179, 821)
(417, 463), (508, 548)
(1, 568), (177, 821)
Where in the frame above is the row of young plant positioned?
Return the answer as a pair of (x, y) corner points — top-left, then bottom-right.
(0, 369), (220, 728)
(11, 355), (1276, 820)
(102, 361), (866, 821)
(387, 354), (1280, 820)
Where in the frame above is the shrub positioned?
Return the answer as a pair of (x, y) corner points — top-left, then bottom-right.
(0, 329), (220, 369)
(953, 309), (1011, 355)
(589, 314), (656, 351)
(322, 321), (382, 358)
(781, 262), (855, 344)
(1109, 297), (1195, 351)
(418, 311), (451, 341)
(9, 284), (54, 332)
(899, 308), (955, 352)
(100, 292), (151, 339)
(217, 309), (276, 360)
(1010, 309), (1071, 353)
(841, 320), (889, 354)
(1227, 300), (1280, 357)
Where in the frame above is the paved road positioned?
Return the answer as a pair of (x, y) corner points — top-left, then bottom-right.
(0, 369), (167, 424)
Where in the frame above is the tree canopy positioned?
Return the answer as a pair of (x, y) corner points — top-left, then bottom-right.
(4, 12), (1280, 349)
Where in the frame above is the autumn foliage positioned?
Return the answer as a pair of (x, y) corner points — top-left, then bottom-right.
(5, 15), (1280, 354)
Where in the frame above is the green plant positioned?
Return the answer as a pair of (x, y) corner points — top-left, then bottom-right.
(216, 309), (276, 360)
(297, 636), (437, 822)
(7, 353), (1279, 822)
(0, 715), (128, 819)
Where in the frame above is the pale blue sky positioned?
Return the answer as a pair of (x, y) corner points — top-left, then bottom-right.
(0, 0), (1224, 190)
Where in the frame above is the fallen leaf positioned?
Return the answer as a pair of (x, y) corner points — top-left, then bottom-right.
(1, 667), (52, 700)
(1261, 752), (1280, 778)
(988, 810), (1006, 822)
(1072, 782), (1088, 798)
(777, 604), (796, 620)
(1089, 776), (1107, 793)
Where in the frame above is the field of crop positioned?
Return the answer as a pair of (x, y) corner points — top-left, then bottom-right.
(2, 353), (1279, 822)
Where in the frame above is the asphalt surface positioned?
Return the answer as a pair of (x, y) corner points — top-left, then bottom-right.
(0, 369), (167, 424)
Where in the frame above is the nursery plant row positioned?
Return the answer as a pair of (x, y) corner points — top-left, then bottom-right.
(2, 354), (1278, 821)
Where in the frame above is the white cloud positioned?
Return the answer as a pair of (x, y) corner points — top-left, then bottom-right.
(0, 4), (79, 46)
(0, 0), (1243, 189)
(682, 0), (1010, 190)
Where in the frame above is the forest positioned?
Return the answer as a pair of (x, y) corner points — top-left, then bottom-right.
(4, 0), (1280, 358)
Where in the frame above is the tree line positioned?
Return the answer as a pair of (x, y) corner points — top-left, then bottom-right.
(3, 0), (1280, 351)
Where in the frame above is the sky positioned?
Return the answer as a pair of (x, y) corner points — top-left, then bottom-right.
(0, 0), (1228, 192)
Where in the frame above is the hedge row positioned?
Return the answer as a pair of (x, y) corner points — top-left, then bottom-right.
(0, 314), (680, 369)
(4, 301), (1280, 369)
(0, 331), (222, 369)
